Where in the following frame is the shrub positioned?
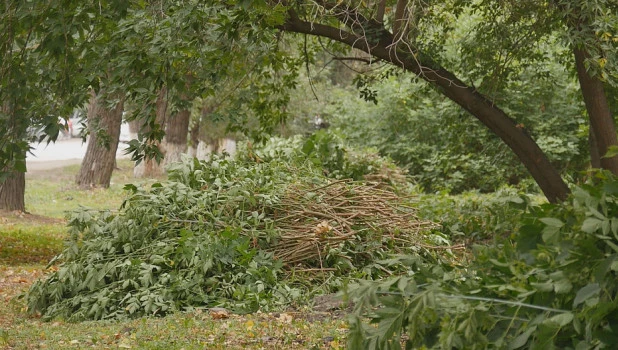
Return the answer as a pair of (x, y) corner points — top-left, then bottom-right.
(347, 172), (618, 349)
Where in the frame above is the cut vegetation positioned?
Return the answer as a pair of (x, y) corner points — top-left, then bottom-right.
(25, 138), (448, 321)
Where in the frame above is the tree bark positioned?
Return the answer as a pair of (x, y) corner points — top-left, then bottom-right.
(76, 91), (124, 189)
(280, 14), (570, 202)
(128, 119), (139, 140)
(0, 99), (26, 211)
(188, 122), (200, 157)
(0, 169), (25, 211)
(574, 48), (618, 174)
(589, 128), (601, 169)
(164, 108), (190, 167)
(134, 87), (167, 178)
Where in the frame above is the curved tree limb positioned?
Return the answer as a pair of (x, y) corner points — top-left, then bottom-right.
(279, 11), (570, 202)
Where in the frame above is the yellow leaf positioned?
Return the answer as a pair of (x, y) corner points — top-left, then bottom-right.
(599, 58), (607, 69)
(245, 319), (254, 331)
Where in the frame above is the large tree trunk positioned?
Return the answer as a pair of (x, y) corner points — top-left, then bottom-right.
(76, 91), (124, 189)
(134, 87), (167, 178)
(164, 108), (190, 167)
(589, 128), (602, 169)
(188, 122), (200, 158)
(280, 15), (570, 203)
(128, 119), (139, 141)
(0, 100), (26, 211)
(574, 48), (618, 174)
(0, 169), (25, 211)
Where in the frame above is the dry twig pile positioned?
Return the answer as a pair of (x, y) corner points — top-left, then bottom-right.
(269, 180), (439, 266)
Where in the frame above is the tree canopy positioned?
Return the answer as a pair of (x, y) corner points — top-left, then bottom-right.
(1, 0), (618, 204)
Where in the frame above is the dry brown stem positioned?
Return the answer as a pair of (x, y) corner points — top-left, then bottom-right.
(267, 180), (439, 267)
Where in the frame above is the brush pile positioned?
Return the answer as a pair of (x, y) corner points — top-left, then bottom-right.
(27, 138), (449, 321)
(271, 180), (437, 265)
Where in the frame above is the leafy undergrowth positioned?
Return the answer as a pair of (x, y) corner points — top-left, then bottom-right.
(0, 217), (348, 349)
(348, 172), (618, 349)
(0, 156), (353, 349)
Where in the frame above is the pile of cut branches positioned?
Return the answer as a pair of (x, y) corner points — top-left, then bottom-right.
(27, 142), (449, 321)
(270, 180), (439, 266)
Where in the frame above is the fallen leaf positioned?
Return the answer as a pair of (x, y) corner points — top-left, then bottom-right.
(209, 307), (230, 320)
(278, 313), (293, 323)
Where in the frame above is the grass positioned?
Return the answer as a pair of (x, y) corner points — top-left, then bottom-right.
(0, 160), (346, 350)
(24, 160), (137, 218)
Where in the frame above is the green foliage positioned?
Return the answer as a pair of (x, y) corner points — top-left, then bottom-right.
(332, 64), (588, 193)
(301, 130), (404, 182)
(27, 137), (442, 321)
(417, 187), (532, 242)
(348, 172), (618, 349)
(27, 157), (296, 321)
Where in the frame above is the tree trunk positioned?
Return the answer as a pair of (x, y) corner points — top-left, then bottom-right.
(589, 128), (601, 169)
(134, 87), (167, 178)
(188, 122), (200, 157)
(128, 119), (139, 140)
(164, 108), (190, 167)
(0, 100), (26, 211)
(0, 169), (25, 211)
(574, 48), (618, 174)
(76, 91), (124, 189)
(280, 16), (570, 202)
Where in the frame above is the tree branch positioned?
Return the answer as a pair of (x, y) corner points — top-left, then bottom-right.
(332, 56), (373, 64)
(376, 0), (386, 23)
(278, 11), (569, 202)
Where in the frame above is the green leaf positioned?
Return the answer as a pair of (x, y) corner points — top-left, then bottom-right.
(602, 145), (618, 159)
(603, 240), (618, 254)
(14, 159), (27, 172)
(508, 326), (536, 350)
(547, 312), (573, 327)
(573, 283), (600, 308)
(123, 183), (138, 193)
(539, 217), (563, 228)
(582, 218), (602, 233)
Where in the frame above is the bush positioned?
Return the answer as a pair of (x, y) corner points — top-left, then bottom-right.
(416, 186), (534, 242)
(348, 172), (618, 349)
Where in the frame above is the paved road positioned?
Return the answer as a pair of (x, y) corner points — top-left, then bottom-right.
(26, 123), (132, 171)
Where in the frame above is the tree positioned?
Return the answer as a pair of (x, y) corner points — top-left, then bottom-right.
(563, 1), (618, 173)
(0, 1), (87, 211)
(224, 0), (615, 202)
(0, 96), (25, 210)
(267, 1), (569, 202)
(7, 1), (613, 205)
(164, 108), (191, 166)
(75, 91), (125, 188)
(133, 87), (167, 178)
